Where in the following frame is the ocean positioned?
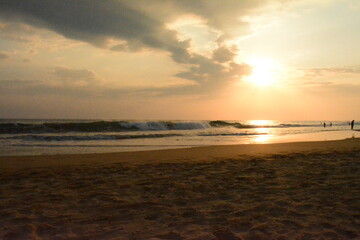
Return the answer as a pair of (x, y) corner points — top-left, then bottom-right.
(0, 119), (359, 156)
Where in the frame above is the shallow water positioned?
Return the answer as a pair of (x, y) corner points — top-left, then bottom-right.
(0, 119), (359, 156)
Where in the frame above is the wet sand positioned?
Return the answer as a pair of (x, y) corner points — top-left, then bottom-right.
(1, 138), (360, 239)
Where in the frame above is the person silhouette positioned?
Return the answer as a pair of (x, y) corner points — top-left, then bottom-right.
(330, 122), (332, 127)
(351, 120), (354, 130)
(323, 122), (326, 128)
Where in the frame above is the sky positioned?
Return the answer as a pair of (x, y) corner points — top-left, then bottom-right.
(0, 0), (360, 120)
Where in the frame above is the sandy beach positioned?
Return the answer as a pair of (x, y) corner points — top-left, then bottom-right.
(1, 138), (360, 240)
(3, 0), (360, 239)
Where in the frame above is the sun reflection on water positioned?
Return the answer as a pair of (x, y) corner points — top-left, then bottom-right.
(253, 134), (273, 143)
(248, 120), (275, 143)
(248, 120), (276, 127)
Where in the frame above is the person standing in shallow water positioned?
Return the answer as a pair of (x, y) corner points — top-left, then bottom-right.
(351, 120), (355, 130)
(323, 122), (326, 128)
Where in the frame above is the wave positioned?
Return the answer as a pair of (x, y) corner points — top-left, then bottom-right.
(278, 123), (320, 128)
(3, 133), (183, 141)
(0, 121), (210, 134)
(199, 133), (267, 137)
(10, 144), (202, 148)
(0, 120), (347, 134)
(208, 121), (319, 129)
(209, 121), (250, 128)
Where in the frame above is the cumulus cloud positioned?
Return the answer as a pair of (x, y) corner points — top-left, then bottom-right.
(0, 0), (289, 94)
(175, 52), (251, 92)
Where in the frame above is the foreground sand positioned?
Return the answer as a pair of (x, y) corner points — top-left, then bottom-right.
(1, 139), (360, 240)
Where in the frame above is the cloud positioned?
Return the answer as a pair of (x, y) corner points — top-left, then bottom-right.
(0, 0), (291, 95)
(299, 66), (360, 77)
(0, 66), (190, 98)
(212, 45), (238, 63)
(0, 21), (84, 54)
(0, 22), (35, 43)
(175, 51), (251, 92)
(294, 66), (360, 92)
(127, 0), (276, 41)
(0, 51), (10, 60)
(0, 0), (186, 56)
(110, 40), (144, 52)
(52, 67), (100, 85)
(0, 66), (104, 98)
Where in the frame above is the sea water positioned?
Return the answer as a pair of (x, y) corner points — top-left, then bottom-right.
(0, 119), (359, 156)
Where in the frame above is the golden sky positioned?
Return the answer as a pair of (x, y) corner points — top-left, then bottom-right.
(0, 0), (360, 120)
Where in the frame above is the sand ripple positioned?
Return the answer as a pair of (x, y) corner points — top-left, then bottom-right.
(1, 151), (360, 239)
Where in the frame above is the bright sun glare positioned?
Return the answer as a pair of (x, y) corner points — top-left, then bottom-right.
(245, 57), (280, 87)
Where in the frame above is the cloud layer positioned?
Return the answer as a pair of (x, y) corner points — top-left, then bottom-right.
(0, 0), (283, 94)
(0, 51), (10, 60)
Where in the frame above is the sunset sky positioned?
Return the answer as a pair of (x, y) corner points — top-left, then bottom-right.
(1, 0), (360, 120)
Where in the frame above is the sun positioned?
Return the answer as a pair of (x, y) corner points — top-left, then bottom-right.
(245, 57), (279, 87)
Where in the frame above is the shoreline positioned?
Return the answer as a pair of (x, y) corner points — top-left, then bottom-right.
(1, 137), (360, 169)
(1, 128), (359, 157)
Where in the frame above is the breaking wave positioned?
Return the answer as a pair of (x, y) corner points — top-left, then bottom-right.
(3, 133), (183, 141)
(199, 133), (267, 137)
(0, 120), (338, 134)
(0, 121), (210, 134)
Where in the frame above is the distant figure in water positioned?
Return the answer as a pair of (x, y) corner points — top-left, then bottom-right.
(351, 120), (355, 130)
(330, 122), (332, 127)
(323, 122), (326, 128)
